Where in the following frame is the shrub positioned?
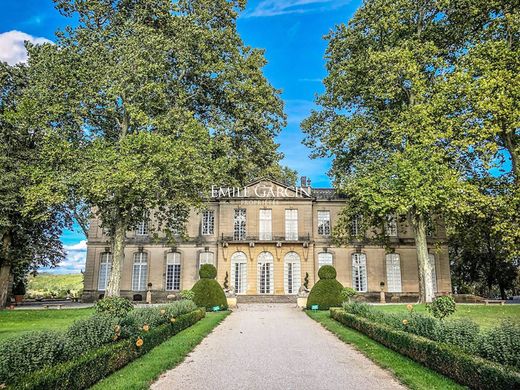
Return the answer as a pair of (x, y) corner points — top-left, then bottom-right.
(307, 266), (343, 310)
(64, 314), (122, 358)
(0, 331), (67, 384)
(427, 295), (456, 320)
(164, 300), (198, 318)
(438, 318), (480, 353)
(12, 279), (26, 296)
(199, 264), (217, 279)
(94, 296), (134, 317)
(303, 272), (309, 289)
(180, 289), (195, 300)
(477, 320), (520, 369)
(127, 307), (165, 330)
(406, 312), (440, 340)
(340, 287), (357, 302)
(192, 265), (227, 310)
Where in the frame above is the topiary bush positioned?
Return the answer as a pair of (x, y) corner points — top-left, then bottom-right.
(0, 330), (67, 384)
(427, 295), (456, 320)
(192, 264), (227, 310)
(307, 265), (343, 310)
(94, 296), (134, 317)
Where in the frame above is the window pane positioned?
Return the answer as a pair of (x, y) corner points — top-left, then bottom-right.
(352, 253), (367, 292)
(234, 209), (246, 240)
(351, 215), (362, 236)
(199, 252), (214, 269)
(318, 211), (331, 235)
(257, 252), (274, 294)
(166, 252), (181, 291)
(202, 210), (214, 235)
(285, 209), (298, 240)
(98, 252), (112, 291)
(231, 252), (247, 294)
(318, 252), (333, 269)
(132, 252), (148, 291)
(259, 209), (272, 240)
(385, 214), (398, 237)
(284, 252), (301, 294)
(386, 253), (402, 292)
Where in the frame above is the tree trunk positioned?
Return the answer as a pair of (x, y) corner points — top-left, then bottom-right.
(499, 282), (506, 300)
(105, 218), (126, 297)
(0, 232), (12, 309)
(412, 213), (434, 303)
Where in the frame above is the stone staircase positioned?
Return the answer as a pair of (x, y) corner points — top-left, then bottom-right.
(237, 295), (297, 304)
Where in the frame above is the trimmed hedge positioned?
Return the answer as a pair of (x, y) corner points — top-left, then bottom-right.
(192, 264), (227, 310)
(307, 265), (343, 310)
(330, 308), (520, 390)
(10, 308), (206, 390)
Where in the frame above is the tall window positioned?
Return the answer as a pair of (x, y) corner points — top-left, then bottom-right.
(284, 252), (301, 294)
(317, 211), (331, 235)
(98, 252), (112, 291)
(428, 253), (438, 293)
(132, 252), (148, 291)
(166, 252), (181, 291)
(257, 252), (274, 294)
(385, 214), (398, 237)
(199, 251), (214, 269)
(234, 208), (246, 240)
(202, 210), (214, 235)
(231, 252), (247, 294)
(385, 253), (402, 292)
(259, 209), (272, 240)
(285, 209), (298, 240)
(352, 253), (368, 292)
(351, 214), (362, 237)
(136, 211), (149, 236)
(318, 252), (333, 269)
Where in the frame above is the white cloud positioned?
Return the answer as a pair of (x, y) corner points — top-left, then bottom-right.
(43, 240), (87, 275)
(0, 30), (52, 65)
(244, 0), (350, 18)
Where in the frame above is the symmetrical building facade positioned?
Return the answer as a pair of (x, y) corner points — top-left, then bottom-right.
(82, 179), (451, 302)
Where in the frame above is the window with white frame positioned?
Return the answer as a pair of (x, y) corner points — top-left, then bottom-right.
(98, 252), (112, 291)
(257, 251), (274, 294)
(351, 214), (362, 237)
(199, 251), (214, 269)
(231, 252), (247, 294)
(165, 252), (181, 291)
(234, 208), (246, 240)
(132, 252), (148, 291)
(284, 252), (301, 294)
(318, 252), (333, 269)
(202, 210), (214, 235)
(136, 211), (149, 236)
(259, 209), (272, 240)
(428, 253), (438, 293)
(317, 211), (331, 236)
(352, 253), (368, 292)
(285, 209), (298, 240)
(385, 253), (402, 292)
(385, 214), (398, 237)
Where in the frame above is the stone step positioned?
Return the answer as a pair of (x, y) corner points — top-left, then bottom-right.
(237, 295), (297, 304)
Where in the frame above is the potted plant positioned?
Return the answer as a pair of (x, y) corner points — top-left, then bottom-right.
(12, 279), (26, 304)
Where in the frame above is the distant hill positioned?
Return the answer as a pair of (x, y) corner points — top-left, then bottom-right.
(27, 273), (84, 299)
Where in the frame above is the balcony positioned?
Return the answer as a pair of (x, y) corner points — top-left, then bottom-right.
(221, 232), (311, 244)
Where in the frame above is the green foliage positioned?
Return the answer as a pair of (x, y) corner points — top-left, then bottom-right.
(94, 297), (134, 318)
(439, 319), (480, 353)
(318, 265), (336, 280)
(179, 289), (195, 300)
(223, 271), (229, 289)
(303, 272), (309, 289)
(340, 287), (357, 302)
(307, 266), (343, 310)
(0, 330), (67, 384)
(26, 273), (83, 300)
(331, 309), (520, 390)
(164, 300), (198, 319)
(477, 320), (520, 370)
(191, 279), (227, 310)
(427, 296), (456, 320)
(126, 307), (164, 329)
(12, 279), (26, 295)
(199, 264), (217, 279)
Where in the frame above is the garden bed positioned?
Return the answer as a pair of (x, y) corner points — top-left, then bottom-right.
(330, 308), (520, 389)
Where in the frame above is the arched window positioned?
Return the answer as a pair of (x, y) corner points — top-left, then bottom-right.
(132, 252), (148, 291)
(166, 252), (181, 291)
(199, 251), (214, 269)
(257, 252), (274, 294)
(284, 252), (301, 294)
(98, 252), (112, 291)
(231, 252), (248, 294)
(318, 252), (333, 269)
(352, 253), (367, 292)
(428, 253), (438, 293)
(385, 253), (402, 292)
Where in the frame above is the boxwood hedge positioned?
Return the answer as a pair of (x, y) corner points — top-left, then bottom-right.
(9, 308), (206, 390)
(330, 308), (520, 390)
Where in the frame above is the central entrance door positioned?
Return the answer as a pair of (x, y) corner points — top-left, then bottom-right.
(257, 251), (274, 294)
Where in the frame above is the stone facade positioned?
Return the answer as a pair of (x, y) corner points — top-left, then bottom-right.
(82, 179), (451, 302)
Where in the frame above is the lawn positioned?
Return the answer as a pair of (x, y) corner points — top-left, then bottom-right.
(307, 311), (464, 390)
(0, 308), (93, 340)
(375, 303), (520, 328)
(92, 311), (230, 390)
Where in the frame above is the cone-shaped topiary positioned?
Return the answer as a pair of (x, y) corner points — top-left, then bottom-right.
(192, 264), (227, 310)
(307, 265), (343, 310)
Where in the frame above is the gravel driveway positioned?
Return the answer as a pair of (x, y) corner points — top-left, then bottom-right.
(151, 304), (405, 390)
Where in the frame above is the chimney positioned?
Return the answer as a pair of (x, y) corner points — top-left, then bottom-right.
(306, 178), (311, 188)
(300, 176), (307, 188)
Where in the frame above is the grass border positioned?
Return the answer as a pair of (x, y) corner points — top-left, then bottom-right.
(306, 310), (464, 390)
(92, 311), (230, 390)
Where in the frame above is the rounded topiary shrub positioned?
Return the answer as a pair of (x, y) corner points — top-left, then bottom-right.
(192, 264), (227, 310)
(307, 265), (343, 310)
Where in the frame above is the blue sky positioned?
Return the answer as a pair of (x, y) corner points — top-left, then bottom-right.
(0, 0), (362, 273)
